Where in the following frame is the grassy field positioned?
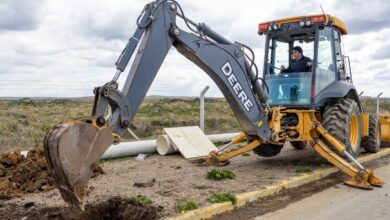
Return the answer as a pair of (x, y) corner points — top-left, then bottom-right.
(1, 97), (389, 152)
(0, 98), (239, 152)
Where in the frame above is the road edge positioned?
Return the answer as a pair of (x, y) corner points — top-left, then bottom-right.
(168, 148), (390, 220)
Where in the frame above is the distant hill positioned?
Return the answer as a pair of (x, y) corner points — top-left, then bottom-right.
(0, 95), (225, 101)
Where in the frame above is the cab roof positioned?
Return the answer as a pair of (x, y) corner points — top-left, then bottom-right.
(259, 14), (348, 35)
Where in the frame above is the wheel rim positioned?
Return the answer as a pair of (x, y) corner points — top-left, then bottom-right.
(349, 114), (358, 149)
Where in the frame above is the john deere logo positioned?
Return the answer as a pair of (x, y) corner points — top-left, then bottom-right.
(221, 61), (254, 112)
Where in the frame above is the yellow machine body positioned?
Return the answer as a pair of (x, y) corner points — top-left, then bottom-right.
(266, 109), (371, 145)
(379, 115), (390, 144)
(204, 108), (384, 190)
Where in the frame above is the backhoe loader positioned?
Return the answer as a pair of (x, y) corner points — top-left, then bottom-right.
(43, 0), (385, 210)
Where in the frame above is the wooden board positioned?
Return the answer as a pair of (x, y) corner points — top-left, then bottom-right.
(163, 126), (217, 159)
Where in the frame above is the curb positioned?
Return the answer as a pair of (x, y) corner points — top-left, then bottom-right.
(169, 148), (390, 220)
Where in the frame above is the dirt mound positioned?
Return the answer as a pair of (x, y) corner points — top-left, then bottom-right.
(1, 196), (163, 220)
(0, 145), (104, 200)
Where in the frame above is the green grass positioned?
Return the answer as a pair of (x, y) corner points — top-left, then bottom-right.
(128, 195), (154, 205)
(241, 153), (250, 156)
(295, 167), (313, 173)
(175, 201), (198, 212)
(207, 192), (237, 205)
(207, 168), (235, 180)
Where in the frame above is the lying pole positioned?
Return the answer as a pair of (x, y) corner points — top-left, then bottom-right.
(21, 132), (240, 159)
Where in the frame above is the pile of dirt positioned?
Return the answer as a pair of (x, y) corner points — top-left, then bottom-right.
(0, 196), (163, 220)
(0, 145), (104, 200)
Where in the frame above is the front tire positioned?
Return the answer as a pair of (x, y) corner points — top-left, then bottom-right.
(290, 141), (306, 150)
(322, 98), (362, 157)
(253, 144), (283, 157)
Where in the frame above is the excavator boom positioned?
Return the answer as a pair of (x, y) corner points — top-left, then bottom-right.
(44, 0), (271, 209)
(43, 0), (383, 210)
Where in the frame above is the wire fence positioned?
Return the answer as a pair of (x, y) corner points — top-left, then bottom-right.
(0, 79), (219, 97)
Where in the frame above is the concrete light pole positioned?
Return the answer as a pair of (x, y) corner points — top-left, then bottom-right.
(200, 85), (210, 131)
(377, 92), (383, 117)
(358, 91), (364, 99)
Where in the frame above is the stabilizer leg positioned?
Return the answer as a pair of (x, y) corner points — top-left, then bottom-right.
(198, 133), (263, 166)
(313, 124), (384, 189)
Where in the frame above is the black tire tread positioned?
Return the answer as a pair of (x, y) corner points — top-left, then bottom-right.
(253, 144), (283, 157)
(291, 141), (306, 150)
(361, 115), (381, 153)
(322, 98), (362, 157)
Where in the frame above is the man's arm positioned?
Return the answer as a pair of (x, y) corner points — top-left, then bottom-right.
(305, 57), (312, 72)
(281, 63), (292, 73)
(306, 57), (312, 67)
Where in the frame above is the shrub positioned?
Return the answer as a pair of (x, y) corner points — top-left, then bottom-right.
(207, 168), (235, 180)
(207, 192), (237, 205)
(128, 195), (153, 205)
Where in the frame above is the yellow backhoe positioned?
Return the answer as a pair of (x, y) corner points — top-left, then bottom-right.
(43, 0), (386, 210)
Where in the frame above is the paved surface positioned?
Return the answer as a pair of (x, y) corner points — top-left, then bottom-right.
(255, 164), (390, 220)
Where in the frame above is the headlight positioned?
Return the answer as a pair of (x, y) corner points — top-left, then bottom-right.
(299, 21), (305, 27)
(273, 24), (278, 30)
(305, 20), (312, 26)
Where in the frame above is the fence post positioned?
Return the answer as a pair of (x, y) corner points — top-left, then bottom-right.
(358, 91), (364, 99)
(200, 85), (210, 131)
(377, 92), (383, 117)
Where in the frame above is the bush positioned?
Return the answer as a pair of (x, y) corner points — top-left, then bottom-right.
(128, 195), (153, 205)
(207, 192), (237, 205)
(175, 201), (198, 212)
(207, 168), (235, 180)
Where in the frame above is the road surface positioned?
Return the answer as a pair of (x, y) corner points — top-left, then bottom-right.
(255, 164), (390, 220)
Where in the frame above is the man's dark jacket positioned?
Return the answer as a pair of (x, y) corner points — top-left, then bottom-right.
(282, 56), (311, 73)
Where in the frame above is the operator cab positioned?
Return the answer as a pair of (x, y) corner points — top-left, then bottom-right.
(259, 15), (351, 108)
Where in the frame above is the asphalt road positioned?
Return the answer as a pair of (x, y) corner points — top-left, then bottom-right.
(255, 164), (390, 220)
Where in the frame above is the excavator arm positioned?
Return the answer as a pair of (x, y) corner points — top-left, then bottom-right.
(44, 0), (272, 210)
(92, 1), (271, 139)
(44, 0), (383, 211)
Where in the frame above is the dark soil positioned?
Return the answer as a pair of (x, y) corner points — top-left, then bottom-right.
(0, 196), (163, 220)
(0, 145), (104, 200)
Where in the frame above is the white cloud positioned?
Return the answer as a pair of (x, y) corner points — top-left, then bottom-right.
(0, 0), (45, 31)
(0, 0), (389, 98)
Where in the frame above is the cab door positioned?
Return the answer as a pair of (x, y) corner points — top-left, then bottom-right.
(314, 26), (337, 95)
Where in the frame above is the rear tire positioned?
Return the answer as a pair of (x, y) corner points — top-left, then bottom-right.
(322, 98), (362, 158)
(253, 144), (283, 157)
(290, 141), (306, 150)
(361, 115), (381, 153)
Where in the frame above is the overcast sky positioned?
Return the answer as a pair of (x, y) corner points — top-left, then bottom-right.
(1, 0), (390, 98)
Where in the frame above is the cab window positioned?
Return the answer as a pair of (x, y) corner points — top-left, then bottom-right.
(315, 27), (336, 94)
(264, 33), (314, 105)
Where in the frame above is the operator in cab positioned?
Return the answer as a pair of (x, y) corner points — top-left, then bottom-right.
(281, 46), (312, 73)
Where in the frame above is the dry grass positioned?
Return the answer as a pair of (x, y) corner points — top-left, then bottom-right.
(360, 98), (390, 114)
(1, 97), (389, 152)
(0, 99), (92, 152)
(0, 98), (239, 152)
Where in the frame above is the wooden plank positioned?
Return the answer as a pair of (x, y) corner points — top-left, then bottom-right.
(163, 126), (217, 159)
